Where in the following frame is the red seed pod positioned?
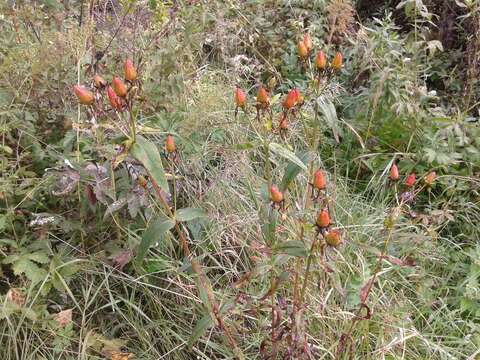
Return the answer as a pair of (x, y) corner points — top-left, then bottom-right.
(331, 52), (343, 71)
(124, 58), (137, 82)
(234, 87), (247, 108)
(112, 77), (128, 97)
(93, 74), (107, 88)
(315, 51), (327, 70)
(316, 209), (331, 228)
(405, 173), (416, 187)
(283, 88), (298, 110)
(270, 185), (284, 204)
(313, 169), (327, 190)
(165, 134), (176, 154)
(106, 86), (121, 110)
(73, 85), (94, 105)
(389, 163), (400, 181)
(279, 113), (288, 130)
(257, 86), (270, 106)
(297, 40), (308, 58)
(303, 33), (313, 53)
(424, 171), (436, 186)
(324, 229), (341, 247)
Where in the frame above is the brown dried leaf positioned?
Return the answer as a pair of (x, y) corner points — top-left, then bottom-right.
(110, 352), (134, 360)
(384, 255), (416, 267)
(6, 288), (26, 306)
(54, 309), (73, 327)
(111, 250), (133, 271)
(359, 278), (373, 304)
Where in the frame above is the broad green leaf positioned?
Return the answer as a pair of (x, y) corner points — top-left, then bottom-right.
(274, 241), (308, 257)
(188, 313), (213, 349)
(280, 151), (313, 191)
(12, 258), (48, 285)
(137, 217), (175, 261)
(27, 252), (49, 264)
(130, 136), (169, 192)
(175, 208), (207, 222)
(269, 143), (307, 170)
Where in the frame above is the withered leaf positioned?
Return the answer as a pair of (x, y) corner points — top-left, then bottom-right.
(111, 250), (133, 271)
(6, 288), (26, 306)
(109, 352), (134, 360)
(359, 278), (374, 304)
(54, 309), (73, 327)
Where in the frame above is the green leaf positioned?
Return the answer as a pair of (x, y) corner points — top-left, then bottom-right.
(280, 151), (313, 191)
(12, 258), (48, 285)
(131, 136), (169, 192)
(269, 143), (307, 170)
(175, 208), (207, 222)
(273, 241), (308, 257)
(27, 252), (50, 264)
(188, 313), (213, 349)
(317, 98), (341, 143)
(137, 217), (175, 262)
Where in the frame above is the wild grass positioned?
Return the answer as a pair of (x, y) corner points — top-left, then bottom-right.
(1, 1), (479, 359)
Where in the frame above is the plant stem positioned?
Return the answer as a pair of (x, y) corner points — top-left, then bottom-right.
(148, 175), (243, 359)
(300, 236), (318, 303)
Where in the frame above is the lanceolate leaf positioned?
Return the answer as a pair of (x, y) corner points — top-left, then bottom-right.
(188, 312), (213, 349)
(269, 142), (307, 171)
(137, 217), (175, 262)
(317, 98), (342, 143)
(280, 151), (313, 191)
(175, 207), (207, 222)
(273, 240), (308, 257)
(130, 136), (169, 192)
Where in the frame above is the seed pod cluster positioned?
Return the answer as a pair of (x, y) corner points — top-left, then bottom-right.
(73, 58), (138, 111)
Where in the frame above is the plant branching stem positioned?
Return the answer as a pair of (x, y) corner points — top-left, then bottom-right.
(148, 175), (243, 359)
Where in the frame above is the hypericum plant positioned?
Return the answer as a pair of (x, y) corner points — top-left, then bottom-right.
(226, 35), (347, 359)
(73, 57), (245, 358)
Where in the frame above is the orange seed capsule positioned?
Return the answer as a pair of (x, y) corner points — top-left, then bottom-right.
(270, 185), (284, 204)
(297, 40), (308, 58)
(315, 51), (327, 70)
(106, 86), (121, 110)
(316, 209), (331, 228)
(331, 52), (343, 71)
(313, 169), (327, 190)
(93, 74), (107, 88)
(257, 86), (270, 106)
(234, 87), (247, 108)
(424, 171), (436, 186)
(73, 85), (94, 105)
(303, 33), (313, 52)
(389, 163), (400, 181)
(405, 173), (416, 187)
(283, 88), (298, 110)
(324, 229), (341, 247)
(165, 134), (176, 153)
(112, 77), (128, 97)
(124, 58), (137, 82)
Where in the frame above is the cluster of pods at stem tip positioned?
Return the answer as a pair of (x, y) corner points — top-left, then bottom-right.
(269, 167), (342, 248)
(296, 32), (343, 74)
(73, 58), (138, 112)
(233, 33), (343, 133)
(388, 162), (437, 188)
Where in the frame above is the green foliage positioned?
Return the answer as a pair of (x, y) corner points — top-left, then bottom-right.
(0, 0), (479, 359)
